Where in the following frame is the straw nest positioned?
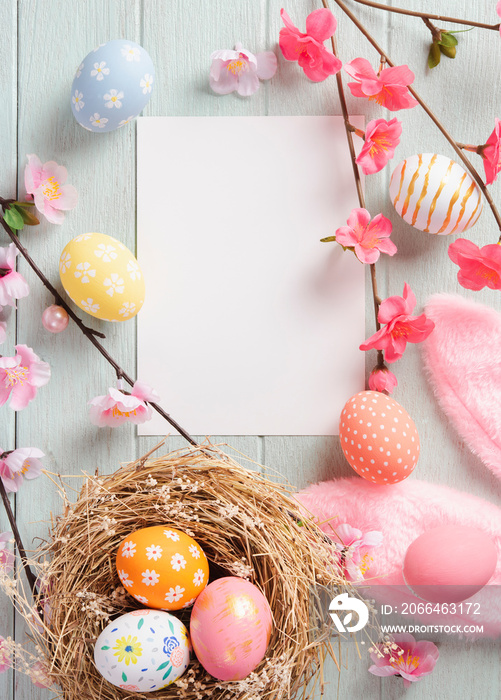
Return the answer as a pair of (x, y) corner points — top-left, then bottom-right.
(30, 445), (345, 700)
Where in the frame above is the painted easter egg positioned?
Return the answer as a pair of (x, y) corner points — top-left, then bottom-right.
(71, 39), (154, 132)
(94, 609), (190, 691)
(190, 577), (272, 681)
(116, 526), (209, 610)
(59, 232), (144, 322)
(389, 153), (482, 234)
(339, 391), (419, 485)
(403, 525), (497, 603)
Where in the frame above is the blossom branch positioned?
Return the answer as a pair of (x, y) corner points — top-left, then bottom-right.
(351, 0), (500, 31)
(323, 9), (383, 376)
(0, 479), (38, 596)
(331, 0), (501, 235)
(0, 212), (198, 448)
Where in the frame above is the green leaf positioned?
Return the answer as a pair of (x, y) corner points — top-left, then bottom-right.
(122, 671), (127, 682)
(428, 42), (441, 69)
(320, 236), (337, 243)
(100, 645), (110, 650)
(137, 617), (144, 630)
(162, 667), (172, 681)
(12, 204), (39, 226)
(438, 32), (458, 48)
(439, 43), (456, 59)
(4, 207), (24, 231)
(168, 620), (174, 634)
(156, 661), (170, 671)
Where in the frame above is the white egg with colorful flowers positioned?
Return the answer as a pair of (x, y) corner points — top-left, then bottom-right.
(71, 40), (154, 132)
(94, 609), (190, 692)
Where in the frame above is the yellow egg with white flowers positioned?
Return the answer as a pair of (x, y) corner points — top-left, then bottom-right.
(59, 232), (145, 321)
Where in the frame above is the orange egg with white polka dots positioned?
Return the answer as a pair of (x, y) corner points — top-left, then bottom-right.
(116, 526), (209, 611)
(339, 391), (419, 485)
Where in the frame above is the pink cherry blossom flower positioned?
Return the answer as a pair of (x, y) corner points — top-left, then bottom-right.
(0, 244), (30, 308)
(481, 118), (501, 185)
(369, 633), (439, 688)
(448, 238), (501, 291)
(210, 43), (277, 96)
(334, 208), (397, 264)
(0, 323), (6, 344)
(356, 118), (402, 175)
(344, 58), (418, 111)
(360, 284), (435, 363)
(0, 636), (12, 673)
(0, 447), (44, 492)
(0, 532), (14, 574)
(24, 154), (77, 225)
(0, 345), (51, 411)
(30, 661), (52, 688)
(279, 8), (342, 82)
(368, 367), (398, 394)
(89, 380), (159, 427)
(331, 523), (382, 582)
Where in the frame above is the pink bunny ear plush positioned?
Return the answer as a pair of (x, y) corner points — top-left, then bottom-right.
(296, 477), (501, 637)
(422, 294), (501, 479)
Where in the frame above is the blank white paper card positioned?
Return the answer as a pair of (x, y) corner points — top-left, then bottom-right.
(137, 116), (365, 436)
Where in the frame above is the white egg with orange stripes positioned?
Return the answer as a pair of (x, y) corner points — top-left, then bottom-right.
(389, 153), (483, 235)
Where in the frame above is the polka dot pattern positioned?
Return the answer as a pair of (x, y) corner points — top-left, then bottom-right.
(339, 391), (419, 485)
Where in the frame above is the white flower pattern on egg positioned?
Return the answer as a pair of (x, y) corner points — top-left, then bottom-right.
(188, 545), (200, 559)
(145, 544), (162, 561)
(91, 61), (109, 81)
(193, 569), (205, 587)
(121, 540), (136, 558)
(140, 73), (153, 94)
(72, 90), (84, 111)
(90, 113), (108, 128)
(142, 569), (160, 586)
(122, 44), (141, 61)
(164, 530), (180, 541)
(59, 252), (71, 274)
(74, 262), (96, 284)
(170, 554), (186, 571)
(103, 273), (125, 297)
(104, 89), (124, 109)
(127, 260), (141, 280)
(119, 301), (136, 318)
(134, 594), (149, 605)
(81, 298), (100, 314)
(118, 570), (134, 588)
(165, 586), (185, 604)
(95, 244), (117, 262)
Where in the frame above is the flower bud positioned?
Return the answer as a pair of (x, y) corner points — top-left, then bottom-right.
(368, 367), (398, 394)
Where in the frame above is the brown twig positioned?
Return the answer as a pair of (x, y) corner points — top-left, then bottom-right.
(331, 0), (501, 234)
(351, 0), (500, 31)
(325, 10), (383, 374)
(0, 214), (198, 447)
(0, 479), (38, 596)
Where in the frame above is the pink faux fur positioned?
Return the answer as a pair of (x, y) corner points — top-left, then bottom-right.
(296, 477), (501, 637)
(422, 294), (501, 478)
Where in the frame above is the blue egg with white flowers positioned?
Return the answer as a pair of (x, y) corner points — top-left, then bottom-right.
(71, 40), (154, 133)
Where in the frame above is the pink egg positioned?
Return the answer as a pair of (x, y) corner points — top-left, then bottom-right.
(403, 526), (497, 603)
(190, 577), (272, 681)
(339, 391), (419, 485)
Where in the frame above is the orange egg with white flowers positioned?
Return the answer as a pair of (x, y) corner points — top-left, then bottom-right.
(116, 526), (209, 610)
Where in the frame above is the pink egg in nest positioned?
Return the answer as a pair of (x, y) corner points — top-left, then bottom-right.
(189, 576), (272, 681)
(403, 525), (498, 603)
(339, 391), (420, 485)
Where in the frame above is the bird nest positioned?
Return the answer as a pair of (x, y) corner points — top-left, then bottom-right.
(18, 444), (346, 699)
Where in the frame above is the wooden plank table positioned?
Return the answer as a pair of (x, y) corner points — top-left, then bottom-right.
(1, 1), (500, 698)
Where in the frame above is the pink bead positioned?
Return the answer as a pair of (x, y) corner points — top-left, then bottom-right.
(42, 305), (69, 333)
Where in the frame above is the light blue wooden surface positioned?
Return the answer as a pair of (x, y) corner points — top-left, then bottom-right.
(1, 1), (500, 698)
